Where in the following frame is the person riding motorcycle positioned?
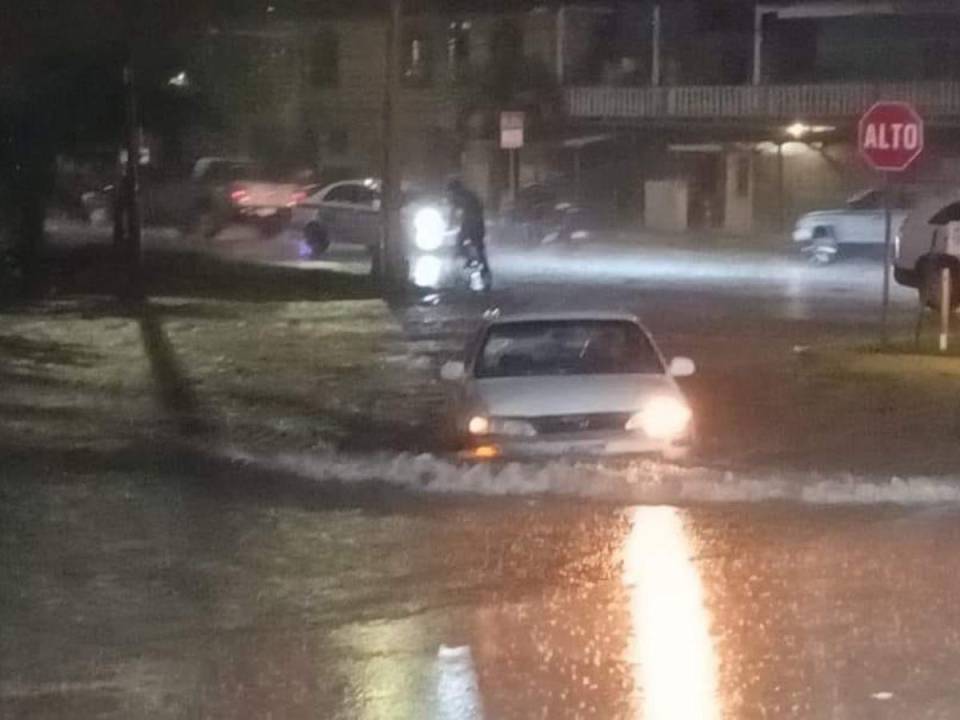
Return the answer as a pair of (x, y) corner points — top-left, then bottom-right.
(446, 178), (492, 289)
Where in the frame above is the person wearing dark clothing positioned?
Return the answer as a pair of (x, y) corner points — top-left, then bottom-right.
(446, 178), (491, 288)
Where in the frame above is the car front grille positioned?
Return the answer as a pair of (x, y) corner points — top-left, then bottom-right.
(530, 413), (632, 435)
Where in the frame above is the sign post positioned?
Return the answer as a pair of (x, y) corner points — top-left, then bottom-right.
(858, 101), (925, 344)
(941, 267), (952, 352)
(500, 111), (525, 203)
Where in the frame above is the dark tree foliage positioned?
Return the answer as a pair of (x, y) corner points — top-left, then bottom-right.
(0, 1), (217, 297)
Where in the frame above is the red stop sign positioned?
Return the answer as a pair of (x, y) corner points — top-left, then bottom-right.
(858, 101), (924, 172)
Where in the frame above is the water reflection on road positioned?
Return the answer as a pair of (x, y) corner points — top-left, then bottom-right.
(624, 507), (720, 720)
(6, 472), (960, 719)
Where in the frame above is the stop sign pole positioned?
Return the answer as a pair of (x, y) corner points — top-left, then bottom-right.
(858, 101), (925, 344)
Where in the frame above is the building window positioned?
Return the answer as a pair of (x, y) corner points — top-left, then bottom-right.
(403, 31), (432, 85)
(309, 30), (339, 87)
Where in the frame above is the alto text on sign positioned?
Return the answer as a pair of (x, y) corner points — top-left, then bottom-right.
(858, 101), (924, 172)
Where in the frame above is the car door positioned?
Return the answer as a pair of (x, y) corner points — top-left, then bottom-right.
(842, 189), (884, 245)
(316, 183), (358, 243)
(291, 184), (324, 228)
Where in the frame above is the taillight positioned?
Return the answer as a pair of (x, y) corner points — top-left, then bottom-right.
(291, 191), (307, 205)
(230, 188), (249, 205)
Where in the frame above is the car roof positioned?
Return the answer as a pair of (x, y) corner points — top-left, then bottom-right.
(488, 310), (644, 326)
(320, 178), (380, 191)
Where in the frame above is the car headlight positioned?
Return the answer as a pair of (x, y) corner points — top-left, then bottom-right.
(414, 207), (445, 251)
(468, 416), (537, 437)
(413, 255), (443, 287)
(626, 397), (692, 439)
(468, 416), (490, 435)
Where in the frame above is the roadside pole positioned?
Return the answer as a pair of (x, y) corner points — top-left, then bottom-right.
(776, 141), (784, 232)
(500, 112), (524, 206)
(119, 59), (143, 300)
(881, 171), (892, 345)
(379, 0), (403, 290)
(941, 267), (951, 352)
(857, 101), (924, 346)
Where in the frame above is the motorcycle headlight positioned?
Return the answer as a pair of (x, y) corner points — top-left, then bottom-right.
(626, 397), (692, 440)
(414, 207), (445, 251)
(413, 256), (443, 287)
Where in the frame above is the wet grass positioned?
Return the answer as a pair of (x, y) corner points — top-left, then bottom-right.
(36, 244), (377, 304)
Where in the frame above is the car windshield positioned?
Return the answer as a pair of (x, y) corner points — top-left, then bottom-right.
(475, 320), (663, 378)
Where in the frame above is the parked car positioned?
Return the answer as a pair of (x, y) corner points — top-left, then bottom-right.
(894, 193), (960, 307)
(292, 178), (442, 259)
(502, 182), (602, 246)
(791, 188), (914, 265)
(440, 311), (696, 461)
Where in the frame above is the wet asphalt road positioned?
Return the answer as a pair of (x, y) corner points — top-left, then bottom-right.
(4, 224), (957, 719)
(5, 467), (960, 719)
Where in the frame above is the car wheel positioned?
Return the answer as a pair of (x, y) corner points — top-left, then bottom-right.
(808, 248), (836, 266)
(806, 227), (838, 266)
(304, 223), (330, 256)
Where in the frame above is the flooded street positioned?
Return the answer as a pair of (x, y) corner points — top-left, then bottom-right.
(5, 462), (960, 719)
(4, 225), (960, 718)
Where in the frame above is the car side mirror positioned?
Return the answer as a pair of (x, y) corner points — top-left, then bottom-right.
(668, 357), (695, 377)
(440, 361), (465, 381)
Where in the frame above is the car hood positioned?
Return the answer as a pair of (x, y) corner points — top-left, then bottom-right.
(796, 208), (907, 224)
(795, 210), (845, 222)
(469, 374), (680, 417)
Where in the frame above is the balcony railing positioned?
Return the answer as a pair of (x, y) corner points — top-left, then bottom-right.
(566, 81), (960, 121)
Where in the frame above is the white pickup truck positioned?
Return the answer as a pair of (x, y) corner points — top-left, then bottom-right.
(191, 157), (304, 238)
(791, 188), (913, 265)
(80, 156), (306, 238)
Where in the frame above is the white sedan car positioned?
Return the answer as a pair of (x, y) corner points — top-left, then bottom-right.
(441, 312), (696, 461)
(291, 178), (384, 255)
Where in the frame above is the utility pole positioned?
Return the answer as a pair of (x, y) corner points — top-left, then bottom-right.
(122, 60), (143, 294)
(114, 1), (143, 302)
(379, 0), (404, 290)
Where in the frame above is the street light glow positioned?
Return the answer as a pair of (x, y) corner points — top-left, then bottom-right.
(785, 122), (835, 139)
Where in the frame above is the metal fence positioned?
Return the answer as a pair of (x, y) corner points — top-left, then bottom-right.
(566, 82), (960, 121)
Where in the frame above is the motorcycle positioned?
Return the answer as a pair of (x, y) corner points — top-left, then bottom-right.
(405, 202), (491, 294)
(538, 202), (594, 246)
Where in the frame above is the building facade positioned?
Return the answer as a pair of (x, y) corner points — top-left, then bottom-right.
(189, 6), (598, 208)
(566, 0), (960, 234)
(188, 0), (960, 233)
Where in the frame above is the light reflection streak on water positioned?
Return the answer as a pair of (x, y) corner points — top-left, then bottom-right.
(623, 506), (720, 720)
(435, 645), (484, 720)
